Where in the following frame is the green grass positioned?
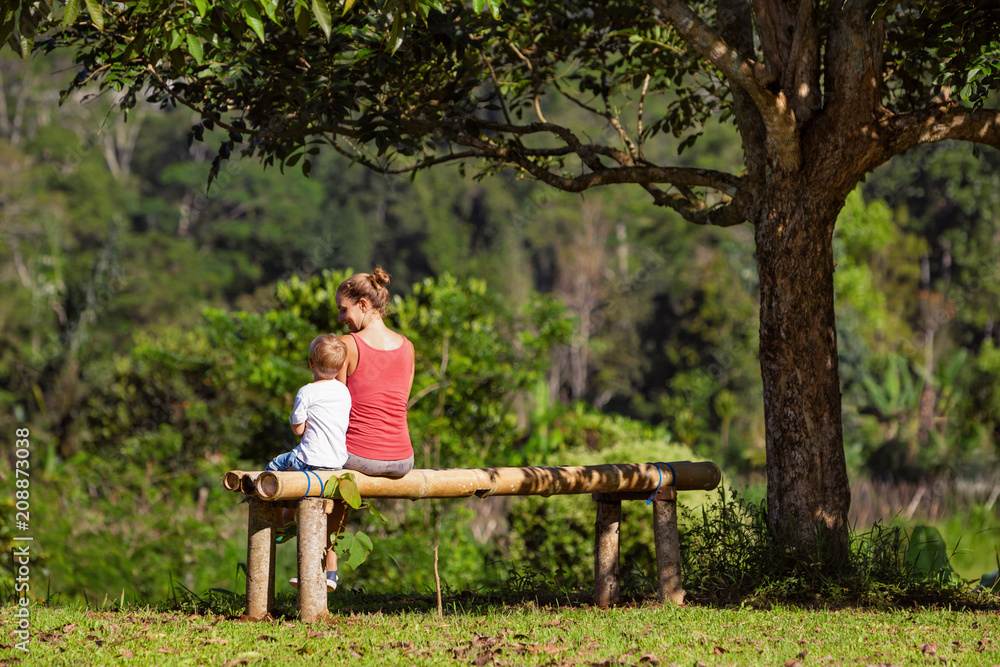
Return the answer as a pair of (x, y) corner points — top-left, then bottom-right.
(3, 596), (999, 666)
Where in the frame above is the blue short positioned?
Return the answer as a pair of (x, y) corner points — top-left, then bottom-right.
(265, 451), (336, 472)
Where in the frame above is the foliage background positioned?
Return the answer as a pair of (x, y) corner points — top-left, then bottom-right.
(0, 47), (998, 602)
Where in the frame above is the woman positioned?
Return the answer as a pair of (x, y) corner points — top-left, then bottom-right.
(335, 267), (415, 477)
(321, 267), (414, 591)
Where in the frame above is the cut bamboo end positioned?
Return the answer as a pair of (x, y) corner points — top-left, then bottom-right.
(223, 470), (246, 491)
(665, 460), (722, 491)
(240, 472), (260, 495)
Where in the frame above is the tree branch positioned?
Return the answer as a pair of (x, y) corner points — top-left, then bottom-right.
(602, 88), (639, 161)
(481, 52), (523, 147)
(637, 73), (650, 160)
(754, 0), (821, 123)
(651, 0), (800, 171)
(453, 131), (739, 192)
(330, 139), (484, 174)
(717, 0), (766, 183)
(886, 105), (1000, 155)
(825, 1), (884, 121)
(642, 182), (747, 226)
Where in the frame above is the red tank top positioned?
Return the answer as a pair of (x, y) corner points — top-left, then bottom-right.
(345, 333), (414, 460)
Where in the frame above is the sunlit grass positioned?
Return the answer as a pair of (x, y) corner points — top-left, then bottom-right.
(3, 599), (998, 666)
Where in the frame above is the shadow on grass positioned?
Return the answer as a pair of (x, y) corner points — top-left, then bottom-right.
(156, 568), (665, 620)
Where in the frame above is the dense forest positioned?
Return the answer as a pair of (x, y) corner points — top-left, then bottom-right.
(1, 50), (998, 602)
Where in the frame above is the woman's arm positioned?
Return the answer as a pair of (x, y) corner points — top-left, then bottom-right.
(337, 333), (359, 383)
(291, 420), (307, 437)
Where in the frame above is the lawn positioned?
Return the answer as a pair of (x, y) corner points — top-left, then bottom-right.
(2, 595), (998, 666)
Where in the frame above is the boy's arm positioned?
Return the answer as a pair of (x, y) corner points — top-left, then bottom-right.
(290, 388), (308, 437)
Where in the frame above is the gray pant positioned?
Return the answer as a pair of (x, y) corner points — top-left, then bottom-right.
(343, 452), (414, 478)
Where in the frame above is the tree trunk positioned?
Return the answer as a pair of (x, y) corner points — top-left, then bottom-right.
(754, 183), (851, 557)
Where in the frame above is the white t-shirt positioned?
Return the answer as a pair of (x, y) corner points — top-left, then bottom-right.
(289, 379), (351, 468)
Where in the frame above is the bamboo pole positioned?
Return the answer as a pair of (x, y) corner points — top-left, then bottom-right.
(653, 498), (685, 605)
(296, 498), (329, 623)
(594, 497), (621, 607)
(245, 497), (276, 620)
(251, 461), (721, 501)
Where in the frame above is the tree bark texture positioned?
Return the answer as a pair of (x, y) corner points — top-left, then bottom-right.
(711, 1), (884, 558)
(754, 182), (851, 555)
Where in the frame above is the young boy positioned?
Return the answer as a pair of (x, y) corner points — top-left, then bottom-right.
(265, 333), (350, 591)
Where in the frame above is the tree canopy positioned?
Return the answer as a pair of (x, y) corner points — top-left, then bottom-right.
(5, 0), (999, 558)
(5, 1), (997, 201)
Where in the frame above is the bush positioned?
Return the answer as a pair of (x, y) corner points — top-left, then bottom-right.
(2, 455), (247, 605)
(680, 487), (998, 608)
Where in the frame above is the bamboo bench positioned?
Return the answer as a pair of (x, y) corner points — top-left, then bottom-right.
(223, 460), (721, 621)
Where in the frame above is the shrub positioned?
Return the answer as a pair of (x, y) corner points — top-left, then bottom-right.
(680, 487), (998, 608)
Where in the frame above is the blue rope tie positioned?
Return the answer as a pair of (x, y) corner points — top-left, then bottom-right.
(646, 466), (662, 505)
(300, 469), (324, 499)
(647, 462), (677, 505)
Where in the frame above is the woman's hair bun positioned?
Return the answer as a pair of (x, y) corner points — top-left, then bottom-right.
(371, 266), (390, 287)
(339, 268), (392, 316)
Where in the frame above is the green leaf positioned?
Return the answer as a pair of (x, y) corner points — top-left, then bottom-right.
(487, 0), (501, 19)
(242, 1), (266, 42)
(262, 0), (280, 23)
(169, 48), (186, 71)
(354, 530), (373, 552)
(388, 15), (403, 53)
(321, 475), (339, 499)
(0, 14), (14, 51)
(17, 9), (35, 40)
(472, 0), (485, 12)
(294, 1), (311, 37)
(169, 29), (183, 50)
(62, 0), (81, 26)
(343, 0), (358, 12)
(83, 0), (104, 31)
(368, 503), (388, 523)
(337, 476), (362, 509)
(186, 33), (204, 64)
(8, 31), (29, 58)
(193, 0), (208, 17)
(311, 0), (331, 40)
(334, 532), (373, 571)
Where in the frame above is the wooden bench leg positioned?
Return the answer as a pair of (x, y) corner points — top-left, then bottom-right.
(653, 498), (685, 604)
(246, 497), (276, 620)
(296, 498), (329, 622)
(594, 497), (621, 607)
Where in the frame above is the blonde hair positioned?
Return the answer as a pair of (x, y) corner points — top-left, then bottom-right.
(309, 334), (347, 379)
(337, 267), (392, 316)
